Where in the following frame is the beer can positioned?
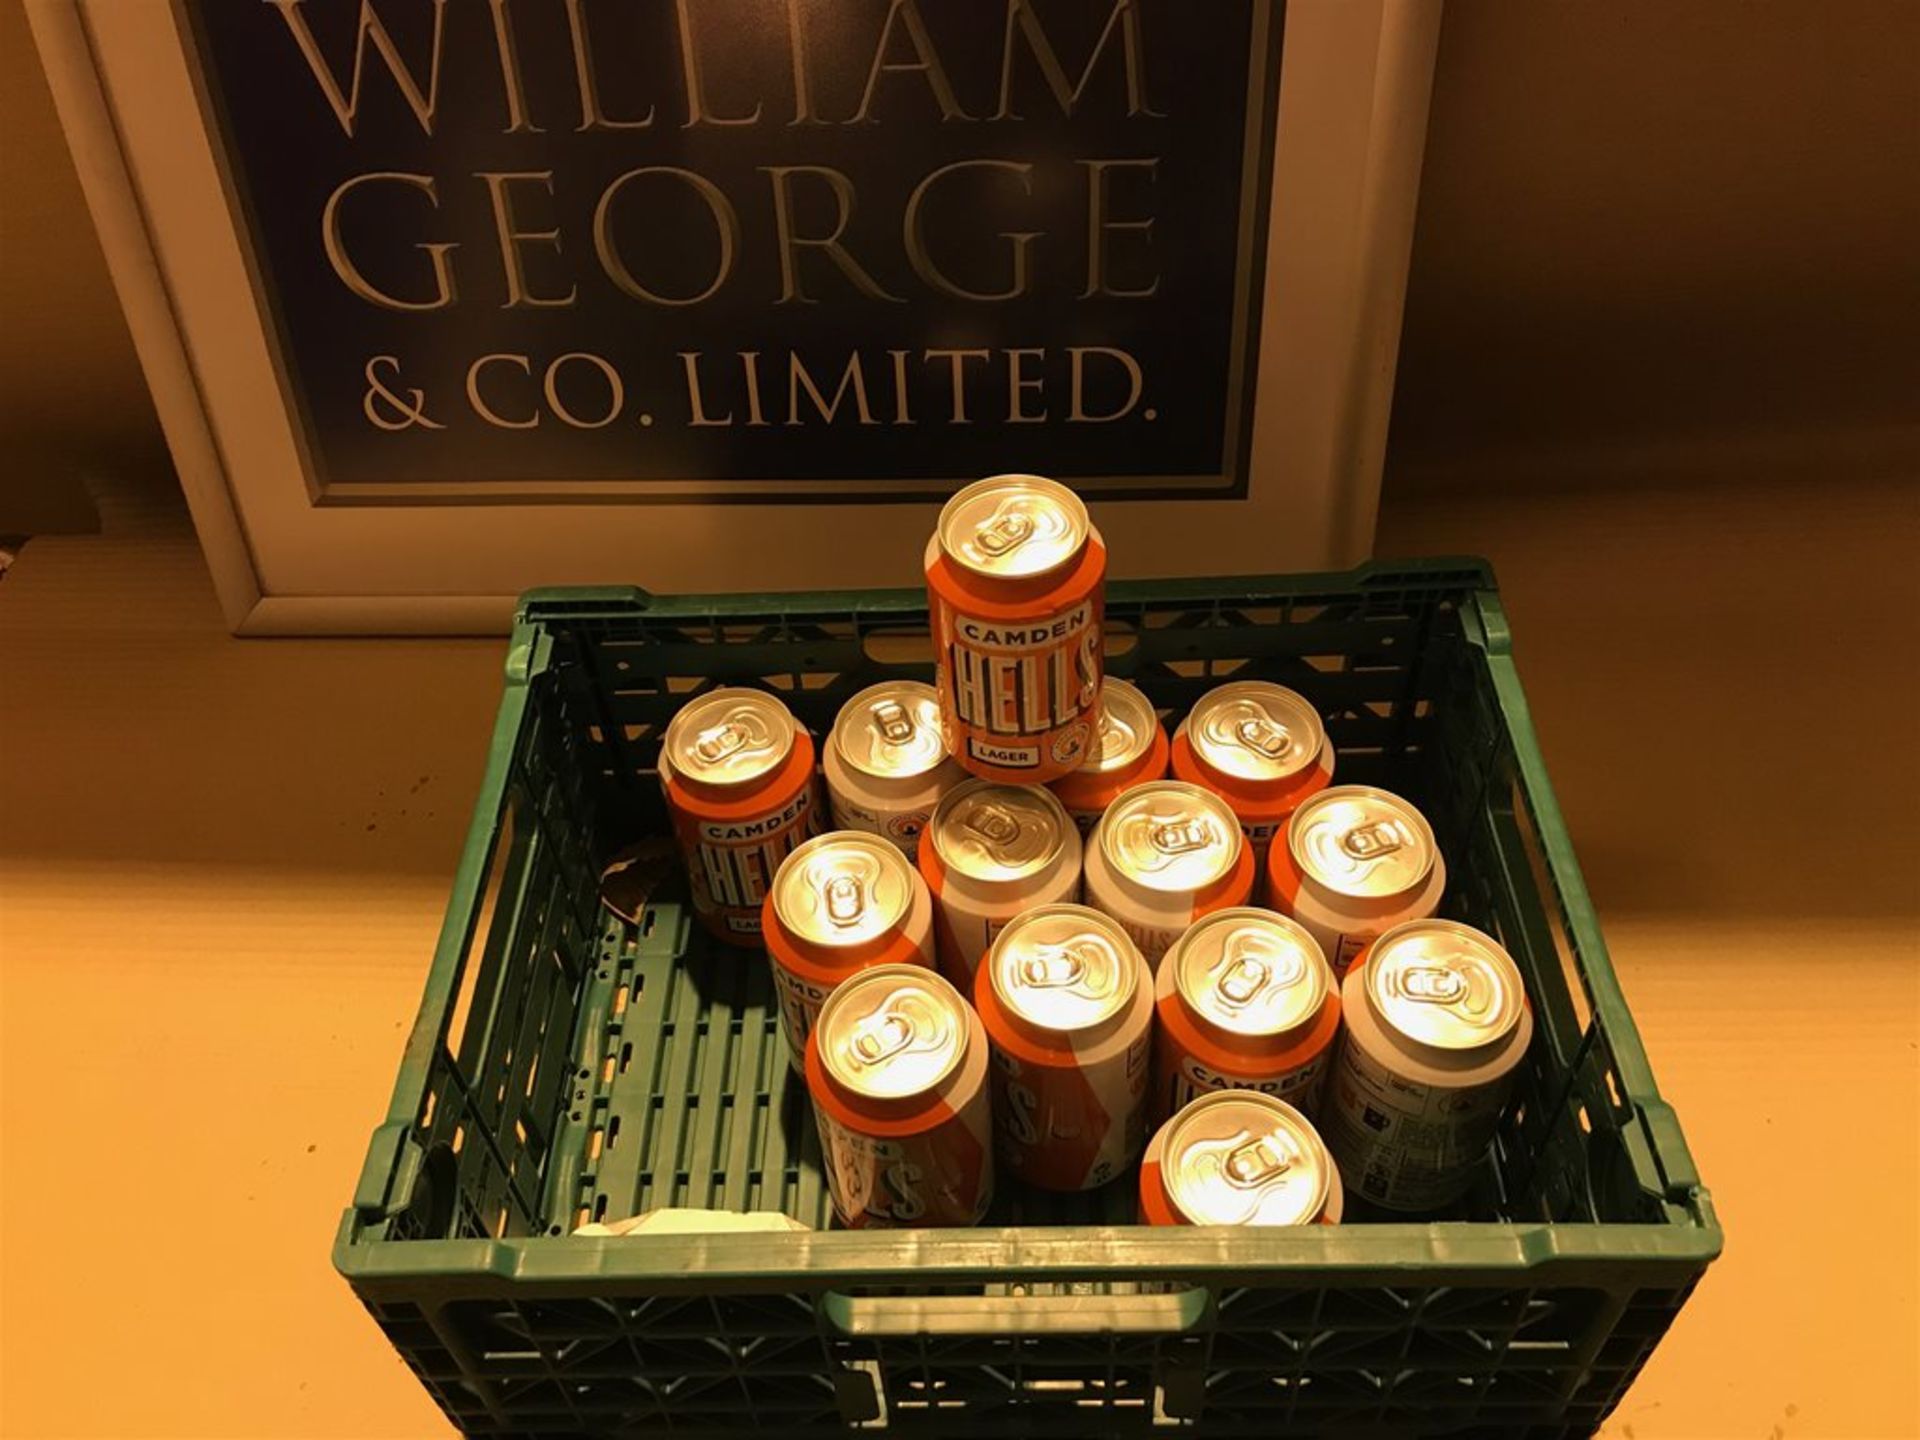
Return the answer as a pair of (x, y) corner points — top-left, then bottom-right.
(661, 688), (821, 946)
(1322, 919), (1533, 1213)
(1268, 785), (1447, 978)
(972, 904), (1153, 1192)
(805, 964), (993, 1228)
(1048, 679), (1170, 833)
(1170, 681), (1335, 885)
(1152, 907), (1341, 1123)
(916, 777), (1081, 988)
(925, 474), (1106, 783)
(762, 832), (937, 1071)
(1138, 1091), (1344, 1225)
(1082, 781), (1255, 971)
(823, 681), (965, 858)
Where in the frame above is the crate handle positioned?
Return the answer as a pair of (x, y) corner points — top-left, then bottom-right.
(819, 1287), (1212, 1337)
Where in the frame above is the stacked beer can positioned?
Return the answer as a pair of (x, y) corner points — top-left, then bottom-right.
(659, 475), (1531, 1230)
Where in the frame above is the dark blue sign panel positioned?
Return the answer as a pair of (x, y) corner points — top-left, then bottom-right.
(182, 0), (1282, 501)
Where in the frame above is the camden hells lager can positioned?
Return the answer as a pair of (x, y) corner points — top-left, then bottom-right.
(1139, 1091), (1344, 1226)
(823, 681), (965, 858)
(1268, 786), (1447, 978)
(926, 475), (1106, 784)
(661, 688), (821, 946)
(1082, 781), (1255, 972)
(1171, 682), (1335, 884)
(805, 964), (993, 1228)
(1152, 908), (1341, 1123)
(1322, 920), (1532, 1213)
(1048, 679), (1171, 834)
(973, 905), (1153, 1192)
(917, 778), (1081, 988)
(762, 832), (936, 1071)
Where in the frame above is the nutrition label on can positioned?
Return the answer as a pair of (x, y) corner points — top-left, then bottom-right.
(1323, 1039), (1510, 1212)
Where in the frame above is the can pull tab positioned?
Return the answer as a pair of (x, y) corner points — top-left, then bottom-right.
(1398, 964), (1467, 1005)
(974, 506), (1035, 557)
(871, 699), (917, 745)
(693, 711), (769, 765)
(1150, 818), (1215, 856)
(1224, 1133), (1294, 1188)
(1018, 939), (1104, 990)
(963, 802), (1021, 847)
(822, 873), (866, 928)
(1233, 714), (1292, 760)
(848, 1009), (916, 1066)
(1340, 820), (1405, 860)
(1216, 954), (1270, 1006)
(1215, 928), (1307, 1008)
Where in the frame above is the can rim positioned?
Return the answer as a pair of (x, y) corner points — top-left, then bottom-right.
(1077, 679), (1161, 776)
(1362, 918), (1525, 1052)
(936, 474), (1090, 581)
(1169, 906), (1330, 1039)
(814, 963), (968, 1100)
(1097, 780), (1242, 894)
(987, 903), (1140, 1033)
(831, 680), (950, 782)
(1161, 1091), (1331, 1226)
(929, 778), (1069, 883)
(661, 687), (798, 789)
(1185, 682), (1326, 786)
(770, 831), (914, 948)
(1286, 784), (1437, 900)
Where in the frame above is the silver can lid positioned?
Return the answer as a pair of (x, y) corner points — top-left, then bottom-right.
(930, 779), (1069, 883)
(662, 688), (798, 788)
(1098, 781), (1241, 894)
(1079, 679), (1160, 776)
(815, 964), (969, 1100)
(1287, 786), (1437, 900)
(1171, 908), (1329, 1039)
(936, 474), (1089, 580)
(1186, 683), (1325, 783)
(1162, 1092), (1332, 1226)
(1365, 919), (1525, 1052)
(771, 832), (915, 948)
(832, 681), (949, 781)
(988, 904), (1140, 1035)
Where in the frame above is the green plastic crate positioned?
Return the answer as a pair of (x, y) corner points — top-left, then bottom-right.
(336, 559), (1718, 1438)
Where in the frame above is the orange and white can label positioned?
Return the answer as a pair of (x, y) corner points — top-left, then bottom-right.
(662, 688), (821, 944)
(973, 905), (1153, 1192)
(1151, 908), (1341, 1123)
(1049, 679), (1171, 833)
(926, 476), (1106, 784)
(805, 965), (993, 1228)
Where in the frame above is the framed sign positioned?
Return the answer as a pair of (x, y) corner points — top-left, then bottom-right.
(29, 0), (1439, 633)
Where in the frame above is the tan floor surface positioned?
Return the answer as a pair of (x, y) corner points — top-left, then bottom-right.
(2, 469), (1915, 1438)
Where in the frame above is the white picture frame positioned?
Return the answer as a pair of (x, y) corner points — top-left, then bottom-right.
(27, 0), (1439, 634)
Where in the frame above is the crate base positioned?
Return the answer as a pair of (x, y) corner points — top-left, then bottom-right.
(562, 879), (1524, 1237)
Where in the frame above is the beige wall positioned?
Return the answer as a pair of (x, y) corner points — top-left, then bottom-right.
(0, 0), (158, 531)
(1, 1), (1914, 531)
(1390, 0), (1919, 491)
